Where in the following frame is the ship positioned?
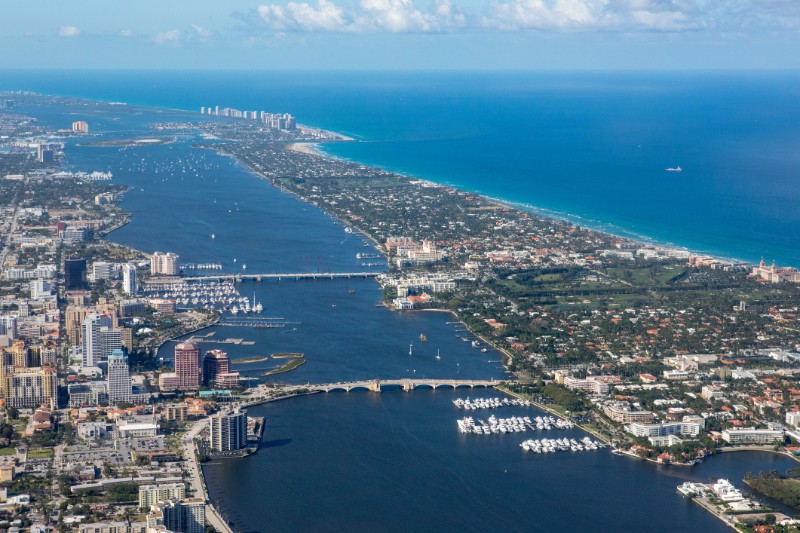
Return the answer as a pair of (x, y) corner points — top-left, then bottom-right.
(665, 166), (682, 172)
(419, 334), (428, 342)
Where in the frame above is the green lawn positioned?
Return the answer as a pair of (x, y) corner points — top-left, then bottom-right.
(0, 448), (16, 455)
(27, 448), (54, 459)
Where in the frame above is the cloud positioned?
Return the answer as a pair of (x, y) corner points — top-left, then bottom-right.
(191, 24), (214, 39)
(243, 0), (800, 34)
(255, 0), (462, 32)
(257, 0), (348, 31)
(58, 25), (81, 37)
(481, 0), (699, 31)
(357, 0), (442, 32)
(119, 29), (135, 37)
(153, 29), (181, 45)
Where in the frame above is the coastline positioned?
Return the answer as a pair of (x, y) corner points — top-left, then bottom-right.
(311, 142), (755, 266)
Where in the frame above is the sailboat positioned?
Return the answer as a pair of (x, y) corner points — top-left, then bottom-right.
(409, 342), (413, 356)
(435, 349), (441, 360)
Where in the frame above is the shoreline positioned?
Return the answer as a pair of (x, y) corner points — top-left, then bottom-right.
(311, 141), (756, 266)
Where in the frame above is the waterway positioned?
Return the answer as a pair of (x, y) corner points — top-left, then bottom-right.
(16, 97), (798, 532)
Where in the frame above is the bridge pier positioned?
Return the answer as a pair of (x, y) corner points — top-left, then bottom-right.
(402, 381), (415, 392)
(368, 380), (382, 393)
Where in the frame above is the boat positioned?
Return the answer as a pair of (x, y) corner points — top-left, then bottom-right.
(409, 343), (413, 356)
(666, 166), (682, 172)
(435, 349), (441, 360)
(471, 340), (480, 348)
(348, 289), (356, 295)
(419, 334), (428, 342)
(230, 305), (239, 315)
(211, 233), (216, 239)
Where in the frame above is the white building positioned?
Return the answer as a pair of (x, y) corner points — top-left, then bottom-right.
(721, 428), (784, 445)
(138, 483), (186, 509)
(626, 419), (702, 438)
(122, 264), (137, 296)
(0, 315), (17, 340)
(107, 350), (132, 404)
(82, 314), (122, 367)
(30, 279), (54, 299)
(91, 262), (114, 282)
(209, 408), (247, 452)
(150, 252), (179, 276)
(786, 411), (800, 428)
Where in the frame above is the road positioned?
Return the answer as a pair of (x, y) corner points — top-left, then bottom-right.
(181, 419), (233, 533)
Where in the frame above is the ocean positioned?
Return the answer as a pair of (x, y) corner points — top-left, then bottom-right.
(3, 69), (800, 265)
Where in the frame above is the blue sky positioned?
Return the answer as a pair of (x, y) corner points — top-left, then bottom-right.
(1, 0), (799, 69)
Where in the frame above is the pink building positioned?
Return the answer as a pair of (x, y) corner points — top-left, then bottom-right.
(174, 342), (201, 391)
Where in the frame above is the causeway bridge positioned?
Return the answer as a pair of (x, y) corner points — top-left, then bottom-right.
(181, 271), (382, 283)
(311, 378), (501, 393)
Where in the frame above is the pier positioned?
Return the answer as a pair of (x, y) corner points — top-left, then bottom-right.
(311, 378), (500, 393)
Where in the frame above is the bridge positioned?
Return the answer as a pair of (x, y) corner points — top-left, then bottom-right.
(311, 378), (501, 393)
(180, 271), (382, 283)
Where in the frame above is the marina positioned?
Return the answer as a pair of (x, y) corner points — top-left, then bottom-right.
(457, 414), (575, 435)
(453, 396), (532, 410)
(520, 437), (606, 454)
(142, 279), (264, 313)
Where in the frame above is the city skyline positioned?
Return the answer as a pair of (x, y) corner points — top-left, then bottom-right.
(1, 1), (799, 70)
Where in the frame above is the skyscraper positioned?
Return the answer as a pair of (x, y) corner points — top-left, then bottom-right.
(0, 315), (17, 341)
(202, 349), (230, 387)
(107, 349), (132, 404)
(81, 314), (121, 367)
(150, 252), (180, 276)
(122, 264), (137, 295)
(174, 342), (201, 391)
(209, 408), (248, 452)
(64, 259), (87, 290)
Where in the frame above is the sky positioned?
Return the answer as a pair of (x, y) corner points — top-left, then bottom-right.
(1, 0), (799, 70)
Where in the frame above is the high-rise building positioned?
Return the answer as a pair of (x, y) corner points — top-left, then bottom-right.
(122, 264), (137, 295)
(81, 314), (121, 367)
(202, 349), (229, 387)
(4, 340), (32, 368)
(91, 261), (114, 282)
(107, 349), (132, 404)
(209, 408), (247, 452)
(149, 499), (205, 533)
(0, 365), (57, 409)
(174, 342), (201, 391)
(37, 144), (54, 163)
(72, 120), (89, 133)
(64, 259), (88, 290)
(150, 252), (180, 276)
(0, 315), (17, 341)
(138, 482), (186, 509)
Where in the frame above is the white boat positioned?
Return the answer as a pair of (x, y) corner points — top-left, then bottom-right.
(666, 166), (682, 172)
(230, 305), (239, 315)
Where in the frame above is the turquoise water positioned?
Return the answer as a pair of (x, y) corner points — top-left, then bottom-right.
(3, 70), (800, 264)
